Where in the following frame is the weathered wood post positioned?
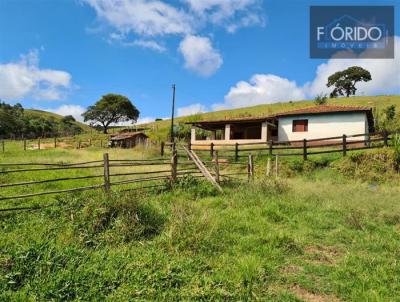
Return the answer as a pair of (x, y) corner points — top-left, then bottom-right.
(38, 138), (41, 150)
(215, 151), (220, 183)
(266, 157), (271, 176)
(235, 143), (239, 162)
(103, 153), (110, 192)
(275, 154), (279, 179)
(268, 140), (273, 157)
(247, 154), (254, 181)
(23, 139), (26, 151)
(160, 141), (165, 156)
(2, 140), (4, 153)
(303, 139), (308, 161)
(188, 141), (191, 152)
(78, 141), (81, 149)
(171, 145), (177, 185)
(342, 134), (347, 157)
(210, 142), (214, 158)
(54, 137), (57, 148)
(89, 138), (92, 147)
(383, 130), (389, 147)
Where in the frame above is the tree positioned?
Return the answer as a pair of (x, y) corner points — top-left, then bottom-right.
(314, 93), (328, 105)
(327, 66), (371, 98)
(82, 94), (140, 134)
(61, 115), (76, 124)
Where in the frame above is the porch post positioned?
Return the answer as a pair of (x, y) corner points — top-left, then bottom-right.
(261, 122), (268, 141)
(191, 126), (196, 143)
(225, 124), (231, 141)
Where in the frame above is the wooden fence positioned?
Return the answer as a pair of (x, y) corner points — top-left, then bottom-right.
(0, 149), (248, 212)
(182, 130), (397, 161)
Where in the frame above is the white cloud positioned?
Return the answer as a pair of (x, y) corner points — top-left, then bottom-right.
(84, 0), (193, 36)
(0, 50), (72, 101)
(216, 74), (305, 109)
(84, 0), (264, 74)
(125, 39), (166, 52)
(178, 35), (223, 76)
(136, 116), (155, 124)
(46, 104), (86, 122)
(183, 0), (265, 32)
(213, 36), (400, 110)
(177, 103), (207, 117)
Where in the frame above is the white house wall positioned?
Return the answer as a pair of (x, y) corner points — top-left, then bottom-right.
(278, 112), (368, 141)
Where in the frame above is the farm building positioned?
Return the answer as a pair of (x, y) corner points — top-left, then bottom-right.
(109, 132), (148, 148)
(187, 105), (374, 145)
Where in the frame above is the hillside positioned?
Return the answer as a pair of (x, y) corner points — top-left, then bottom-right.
(145, 95), (400, 141)
(26, 109), (92, 132)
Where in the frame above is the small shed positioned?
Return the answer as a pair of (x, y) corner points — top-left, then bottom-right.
(109, 132), (148, 148)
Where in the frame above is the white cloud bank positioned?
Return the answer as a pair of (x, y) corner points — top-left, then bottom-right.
(46, 104), (86, 122)
(177, 103), (207, 117)
(0, 50), (72, 101)
(178, 35), (223, 76)
(213, 36), (400, 110)
(84, 0), (265, 76)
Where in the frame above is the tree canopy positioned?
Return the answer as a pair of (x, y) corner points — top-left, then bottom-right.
(82, 94), (140, 134)
(0, 101), (83, 138)
(327, 66), (372, 98)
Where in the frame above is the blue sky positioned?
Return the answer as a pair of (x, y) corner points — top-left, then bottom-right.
(0, 0), (399, 123)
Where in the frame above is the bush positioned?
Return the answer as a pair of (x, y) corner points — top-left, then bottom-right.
(70, 192), (166, 246)
(331, 149), (397, 182)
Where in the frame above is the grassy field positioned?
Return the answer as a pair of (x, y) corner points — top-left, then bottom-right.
(1, 145), (400, 301)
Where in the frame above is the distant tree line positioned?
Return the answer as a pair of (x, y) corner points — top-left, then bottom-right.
(0, 101), (83, 139)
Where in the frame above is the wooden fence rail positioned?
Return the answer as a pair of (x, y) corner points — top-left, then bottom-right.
(182, 131), (397, 161)
(0, 149), (246, 211)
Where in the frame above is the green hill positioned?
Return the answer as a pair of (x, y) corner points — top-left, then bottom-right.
(144, 95), (400, 141)
(26, 109), (92, 132)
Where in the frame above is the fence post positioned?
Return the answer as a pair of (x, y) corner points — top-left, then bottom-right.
(103, 153), (110, 192)
(210, 142), (214, 158)
(54, 137), (57, 148)
(78, 141), (81, 149)
(188, 141), (191, 152)
(2, 140), (4, 153)
(303, 139), (308, 161)
(24, 139), (26, 151)
(215, 151), (220, 183)
(266, 157), (271, 176)
(38, 138), (41, 150)
(160, 142), (165, 156)
(342, 134), (347, 157)
(275, 155), (279, 179)
(171, 147), (177, 185)
(383, 130), (388, 147)
(247, 154), (254, 181)
(235, 143), (239, 162)
(89, 138), (92, 147)
(269, 140), (273, 156)
(100, 140), (103, 148)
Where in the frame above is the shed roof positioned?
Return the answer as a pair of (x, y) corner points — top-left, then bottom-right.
(110, 132), (148, 141)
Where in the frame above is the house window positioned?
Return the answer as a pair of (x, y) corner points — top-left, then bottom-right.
(292, 119), (308, 132)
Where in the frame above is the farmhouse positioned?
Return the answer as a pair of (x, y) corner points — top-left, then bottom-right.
(109, 132), (148, 148)
(188, 105), (374, 145)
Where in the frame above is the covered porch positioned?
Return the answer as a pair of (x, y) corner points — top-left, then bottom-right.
(188, 117), (277, 146)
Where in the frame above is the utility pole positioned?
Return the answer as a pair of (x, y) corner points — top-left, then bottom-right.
(170, 84), (176, 143)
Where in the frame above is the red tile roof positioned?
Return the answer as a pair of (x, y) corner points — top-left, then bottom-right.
(274, 105), (372, 117)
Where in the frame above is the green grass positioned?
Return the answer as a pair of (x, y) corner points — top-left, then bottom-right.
(1, 146), (400, 301)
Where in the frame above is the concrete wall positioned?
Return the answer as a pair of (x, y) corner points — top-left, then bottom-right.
(277, 112), (368, 141)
